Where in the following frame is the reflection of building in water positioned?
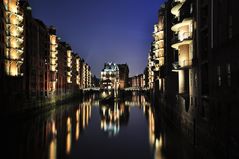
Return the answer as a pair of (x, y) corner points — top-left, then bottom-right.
(48, 119), (57, 159)
(81, 101), (92, 128)
(148, 107), (156, 146)
(15, 114), (59, 159)
(65, 101), (92, 156)
(75, 109), (80, 141)
(8, 101), (92, 159)
(100, 102), (129, 137)
(66, 117), (72, 155)
(49, 137), (57, 159)
(154, 135), (164, 159)
(125, 95), (150, 107)
(145, 106), (164, 159)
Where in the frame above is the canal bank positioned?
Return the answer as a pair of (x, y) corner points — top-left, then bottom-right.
(1, 90), (86, 119)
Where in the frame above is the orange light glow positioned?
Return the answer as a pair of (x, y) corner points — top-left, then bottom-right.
(66, 117), (72, 155)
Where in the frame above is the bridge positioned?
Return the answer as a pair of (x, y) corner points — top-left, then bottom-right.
(124, 87), (149, 92)
(82, 87), (100, 92)
(82, 87), (149, 92)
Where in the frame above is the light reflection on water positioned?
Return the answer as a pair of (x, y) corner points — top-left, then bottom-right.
(4, 95), (196, 159)
(66, 117), (71, 155)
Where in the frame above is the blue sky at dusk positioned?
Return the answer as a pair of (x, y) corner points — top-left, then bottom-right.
(29, 0), (164, 77)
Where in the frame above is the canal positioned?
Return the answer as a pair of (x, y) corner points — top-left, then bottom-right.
(4, 94), (198, 159)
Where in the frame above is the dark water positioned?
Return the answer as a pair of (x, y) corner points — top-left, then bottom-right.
(4, 95), (197, 159)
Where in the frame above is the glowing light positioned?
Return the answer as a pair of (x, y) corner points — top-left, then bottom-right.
(67, 117), (71, 132)
(52, 121), (57, 135)
(82, 106), (85, 128)
(67, 76), (72, 83)
(50, 35), (57, 44)
(66, 117), (72, 155)
(50, 36), (58, 72)
(8, 0), (18, 13)
(86, 106), (89, 126)
(149, 108), (155, 146)
(89, 106), (92, 119)
(75, 122), (80, 141)
(66, 50), (72, 83)
(102, 91), (107, 98)
(171, 19), (193, 32)
(100, 120), (104, 129)
(49, 138), (57, 159)
(76, 110), (79, 122)
(66, 133), (71, 155)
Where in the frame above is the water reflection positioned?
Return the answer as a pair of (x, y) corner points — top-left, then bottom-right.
(48, 119), (57, 159)
(125, 94), (150, 107)
(125, 94), (166, 159)
(146, 106), (164, 159)
(66, 117), (71, 154)
(4, 95), (197, 159)
(75, 110), (80, 141)
(99, 101), (129, 137)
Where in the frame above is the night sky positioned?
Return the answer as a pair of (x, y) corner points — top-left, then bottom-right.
(29, 0), (164, 77)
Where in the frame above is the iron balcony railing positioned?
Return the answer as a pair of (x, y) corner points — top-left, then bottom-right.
(171, 32), (192, 45)
(180, 60), (192, 67)
(178, 32), (192, 41)
(172, 60), (192, 70)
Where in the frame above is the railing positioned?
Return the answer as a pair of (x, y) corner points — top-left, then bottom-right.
(174, 0), (184, 2)
(180, 60), (192, 67)
(172, 32), (192, 45)
(172, 62), (178, 70)
(9, 48), (24, 55)
(6, 45), (24, 51)
(172, 60), (192, 70)
(178, 32), (192, 41)
(5, 56), (24, 62)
